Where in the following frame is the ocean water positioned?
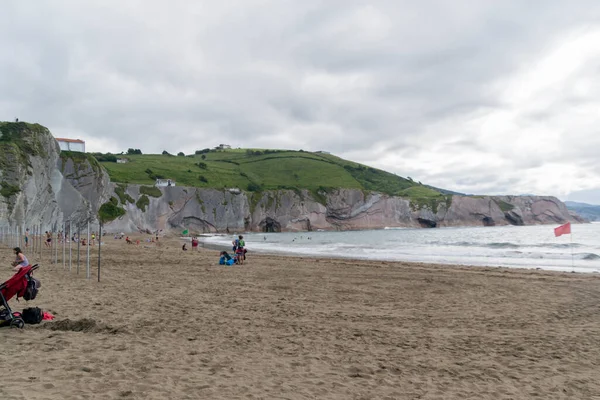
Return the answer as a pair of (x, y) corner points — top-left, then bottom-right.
(202, 223), (600, 273)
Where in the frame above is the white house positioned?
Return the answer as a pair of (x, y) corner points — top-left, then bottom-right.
(155, 179), (176, 187)
(116, 158), (129, 163)
(56, 138), (85, 152)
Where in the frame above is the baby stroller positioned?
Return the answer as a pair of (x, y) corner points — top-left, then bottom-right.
(0, 264), (40, 329)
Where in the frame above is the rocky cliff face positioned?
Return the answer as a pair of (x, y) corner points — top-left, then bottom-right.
(0, 122), (585, 233)
(103, 186), (585, 233)
(0, 122), (104, 230)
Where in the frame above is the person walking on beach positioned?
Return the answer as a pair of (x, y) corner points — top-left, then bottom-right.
(191, 237), (199, 251)
(45, 231), (52, 247)
(24, 228), (29, 248)
(11, 247), (30, 272)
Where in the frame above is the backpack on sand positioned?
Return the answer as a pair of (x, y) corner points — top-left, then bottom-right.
(22, 307), (43, 324)
(23, 277), (41, 301)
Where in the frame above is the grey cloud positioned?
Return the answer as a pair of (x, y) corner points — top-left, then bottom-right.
(2, 1), (600, 199)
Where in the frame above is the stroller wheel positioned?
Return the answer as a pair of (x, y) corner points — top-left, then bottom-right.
(10, 317), (25, 329)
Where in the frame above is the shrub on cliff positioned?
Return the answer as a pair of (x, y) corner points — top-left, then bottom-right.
(98, 200), (126, 223)
(139, 185), (162, 198)
(136, 195), (150, 212)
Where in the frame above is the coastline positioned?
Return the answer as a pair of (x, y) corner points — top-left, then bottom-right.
(2, 237), (600, 399)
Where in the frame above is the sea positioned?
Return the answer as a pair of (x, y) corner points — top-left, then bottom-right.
(201, 222), (600, 273)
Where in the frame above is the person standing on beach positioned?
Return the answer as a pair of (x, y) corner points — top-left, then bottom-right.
(191, 237), (199, 251)
(45, 231), (52, 247)
(235, 235), (246, 264)
(24, 228), (29, 248)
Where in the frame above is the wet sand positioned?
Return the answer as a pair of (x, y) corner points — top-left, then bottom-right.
(1, 236), (600, 399)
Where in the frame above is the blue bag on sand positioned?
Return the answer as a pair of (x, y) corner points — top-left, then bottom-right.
(226, 259), (235, 266)
(219, 257), (225, 265)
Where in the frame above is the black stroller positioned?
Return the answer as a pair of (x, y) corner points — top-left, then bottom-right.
(0, 264), (40, 328)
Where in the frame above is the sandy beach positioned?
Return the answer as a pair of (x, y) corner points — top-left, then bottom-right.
(1, 236), (600, 400)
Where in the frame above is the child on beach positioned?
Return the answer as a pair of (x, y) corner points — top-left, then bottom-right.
(45, 231), (52, 247)
(191, 237), (199, 251)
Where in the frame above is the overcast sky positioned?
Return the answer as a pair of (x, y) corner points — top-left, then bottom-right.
(2, 1), (600, 203)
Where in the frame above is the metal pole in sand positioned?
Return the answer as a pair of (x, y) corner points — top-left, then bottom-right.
(69, 220), (72, 272)
(97, 222), (102, 282)
(77, 224), (81, 274)
(60, 222), (67, 269)
(86, 221), (90, 279)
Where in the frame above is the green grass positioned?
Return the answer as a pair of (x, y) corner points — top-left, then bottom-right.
(0, 182), (20, 198)
(136, 195), (150, 211)
(115, 184), (135, 204)
(496, 200), (515, 212)
(98, 198), (126, 223)
(96, 149), (445, 203)
(139, 185), (162, 198)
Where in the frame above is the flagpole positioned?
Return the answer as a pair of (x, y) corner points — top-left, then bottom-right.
(570, 231), (575, 273)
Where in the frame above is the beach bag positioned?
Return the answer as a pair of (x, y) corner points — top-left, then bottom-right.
(23, 277), (41, 301)
(22, 307), (43, 324)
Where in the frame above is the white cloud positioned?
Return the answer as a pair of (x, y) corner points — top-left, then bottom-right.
(2, 1), (600, 202)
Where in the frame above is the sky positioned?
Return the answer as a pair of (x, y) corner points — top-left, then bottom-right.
(2, 1), (600, 203)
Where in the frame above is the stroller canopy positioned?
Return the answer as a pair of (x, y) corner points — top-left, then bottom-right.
(0, 265), (34, 302)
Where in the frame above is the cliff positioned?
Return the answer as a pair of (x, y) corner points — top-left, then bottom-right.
(103, 186), (585, 233)
(0, 122), (102, 230)
(0, 122), (585, 233)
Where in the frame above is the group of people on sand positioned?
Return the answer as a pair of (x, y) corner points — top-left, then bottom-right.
(23, 230), (99, 248)
(218, 235), (247, 265)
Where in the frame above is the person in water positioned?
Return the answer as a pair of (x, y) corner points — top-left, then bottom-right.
(11, 247), (29, 272)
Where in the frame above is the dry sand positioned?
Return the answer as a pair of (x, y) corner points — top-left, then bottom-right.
(1, 236), (600, 399)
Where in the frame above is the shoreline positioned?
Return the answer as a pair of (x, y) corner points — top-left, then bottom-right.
(196, 237), (600, 275)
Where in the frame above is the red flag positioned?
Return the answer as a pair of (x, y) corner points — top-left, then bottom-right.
(554, 222), (571, 237)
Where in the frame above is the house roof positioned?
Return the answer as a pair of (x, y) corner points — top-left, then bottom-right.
(55, 138), (85, 143)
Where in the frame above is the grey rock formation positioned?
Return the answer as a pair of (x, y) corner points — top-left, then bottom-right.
(103, 186), (585, 233)
(0, 123), (102, 230)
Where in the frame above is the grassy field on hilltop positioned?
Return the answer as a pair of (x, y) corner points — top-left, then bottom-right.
(96, 149), (446, 201)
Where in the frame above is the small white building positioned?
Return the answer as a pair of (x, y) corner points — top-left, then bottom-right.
(56, 138), (86, 152)
(116, 158), (129, 163)
(155, 179), (176, 187)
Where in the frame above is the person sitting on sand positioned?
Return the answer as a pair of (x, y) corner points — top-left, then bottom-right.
(182, 243), (187, 251)
(81, 238), (87, 246)
(125, 236), (132, 244)
(11, 247), (30, 272)
(220, 251), (235, 265)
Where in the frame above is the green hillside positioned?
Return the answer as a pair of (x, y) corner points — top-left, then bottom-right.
(95, 149), (447, 203)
